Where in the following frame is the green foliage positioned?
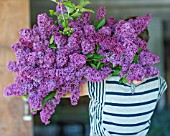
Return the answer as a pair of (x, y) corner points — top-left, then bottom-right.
(22, 94), (29, 99)
(79, 0), (91, 7)
(119, 77), (128, 84)
(137, 48), (142, 53)
(51, 0), (57, 3)
(42, 90), (56, 108)
(71, 12), (82, 18)
(62, 19), (68, 28)
(90, 63), (97, 69)
(60, 27), (74, 36)
(133, 54), (139, 63)
(50, 35), (54, 44)
(96, 61), (101, 70)
(63, 1), (75, 8)
(94, 44), (100, 53)
(50, 0), (93, 37)
(49, 44), (57, 49)
(93, 54), (104, 60)
(65, 7), (75, 14)
(94, 18), (106, 30)
(132, 48), (143, 64)
(86, 54), (94, 59)
(49, 10), (59, 16)
(80, 8), (94, 13)
(86, 52), (105, 70)
(112, 69), (120, 76)
(112, 65), (122, 76)
(49, 10), (55, 16)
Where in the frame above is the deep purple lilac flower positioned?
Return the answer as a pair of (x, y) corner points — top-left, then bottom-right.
(96, 6), (106, 21)
(54, 32), (67, 48)
(82, 12), (91, 25)
(139, 49), (160, 66)
(81, 39), (95, 54)
(69, 53), (87, 68)
(40, 98), (59, 125)
(4, 3), (159, 125)
(56, 4), (67, 14)
(106, 16), (116, 29)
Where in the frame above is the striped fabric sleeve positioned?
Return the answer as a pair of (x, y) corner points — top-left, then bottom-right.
(158, 76), (168, 101)
(87, 81), (93, 98)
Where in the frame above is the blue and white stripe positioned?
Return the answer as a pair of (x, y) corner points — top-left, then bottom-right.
(87, 75), (167, 136)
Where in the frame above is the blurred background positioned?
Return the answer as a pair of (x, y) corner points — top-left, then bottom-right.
(0, 0), (170, 136)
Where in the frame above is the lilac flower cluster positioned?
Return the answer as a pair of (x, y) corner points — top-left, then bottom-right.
(4, 3), (160, 125)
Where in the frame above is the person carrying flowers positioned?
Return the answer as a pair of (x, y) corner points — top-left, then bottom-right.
(4, 0), (167, 135)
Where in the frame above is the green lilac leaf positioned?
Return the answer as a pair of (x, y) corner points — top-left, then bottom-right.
(133, 55), (139, 63)
(94, 18), (106, 30)
(92, 59), (99, 62)
(86, 54), (93, 59)
(80, 0), (91, 7)
(31, 108), (37, 112)
(51, 0), (57, 3)
(90, 63), (97, 70)
(99, 63), (106, 69)
(53, 12), (59, 16)
(119, 77), (128, 84)
(42, 91), (56, 108)
(114, 65), (122, 71)
(93, 54), (104, 60)
(58, 15), (63, 23)
(49, 10), (55, 16)
(65, 7), (75, 14)
(95, 44), (100, 53)
(63, 1), (75, 8)
(112, 70), (120, 76)
(49, 44), (57, 49)
(62, 20), (68, 28)
(71, 12), (82, 18)
(63, 13), (70, 19)
(80, 8), (94, 13)
(137, 48), (143, 53)
(54, 20), (58, 26)
(96, 62), (101, 70)
(50, 35), (54, 44)
(22, 94), (29, 99)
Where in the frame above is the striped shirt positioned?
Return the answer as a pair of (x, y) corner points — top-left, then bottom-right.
(87, 75), (167, 136)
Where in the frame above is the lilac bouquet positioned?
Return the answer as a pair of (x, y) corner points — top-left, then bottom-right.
(4, 0), (159, 124)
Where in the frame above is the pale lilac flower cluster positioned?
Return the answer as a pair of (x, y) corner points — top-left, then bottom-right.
(4, 4), (160, 125)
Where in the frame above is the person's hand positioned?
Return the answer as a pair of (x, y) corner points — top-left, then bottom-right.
(133, 80), (143, 85)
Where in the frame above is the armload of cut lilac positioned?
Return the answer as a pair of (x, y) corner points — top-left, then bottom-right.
(4, 0), (159, 124)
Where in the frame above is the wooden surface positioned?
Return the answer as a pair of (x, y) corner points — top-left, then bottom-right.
(0, 0), (33, 136)
(0, 0), (30, 47)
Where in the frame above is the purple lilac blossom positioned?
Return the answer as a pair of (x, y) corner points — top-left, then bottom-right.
(4, 8), (160, 125)
(40, 98), (59, 125)
(56, 4), (67, 14)
(81, 39), (95, 54)
(54, 32), (67, 48)
(96, 6), (106, 21)
(106, 16), (116, 29)
(139, 49), (160, 66)
(82, 12), (91, 25)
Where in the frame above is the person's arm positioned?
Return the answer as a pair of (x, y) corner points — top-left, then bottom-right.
(62, 80), (142, 98)
(133, 80), (143, 85)
(62, 82), (88, 98)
